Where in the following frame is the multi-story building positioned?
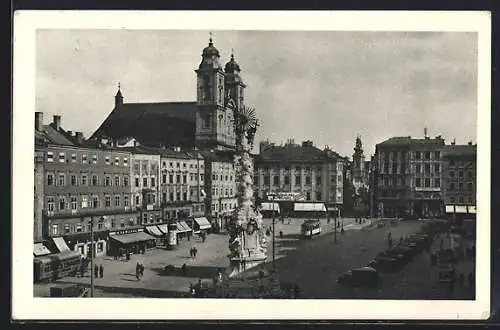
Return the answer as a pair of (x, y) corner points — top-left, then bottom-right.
(374, 134), (445, 218)
(35, 112), (140, 257)
(34, 147), (45, 243)
(204, 150), (237, 228)
(159, 148), (206, 221)
(441, 143), (477, 218)
(254, 139), (344, 215)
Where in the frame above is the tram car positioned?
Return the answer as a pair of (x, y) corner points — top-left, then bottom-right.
(301, 219), (322, 239)
(34, 250), (81, 282)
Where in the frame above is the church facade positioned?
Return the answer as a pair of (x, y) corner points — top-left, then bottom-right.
(90, 37), (248, 224)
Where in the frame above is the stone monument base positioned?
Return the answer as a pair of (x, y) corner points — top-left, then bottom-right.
(228, 252), (267, 278)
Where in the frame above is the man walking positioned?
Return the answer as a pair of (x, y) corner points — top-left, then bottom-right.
(99, 264), (104, 278)
(94, 264), (99, 279)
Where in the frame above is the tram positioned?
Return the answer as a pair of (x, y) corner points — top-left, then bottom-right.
(34, 250), (81, 282)
(301, 219), (322, 239)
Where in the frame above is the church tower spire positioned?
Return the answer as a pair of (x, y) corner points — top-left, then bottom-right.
(115, 82), (123, 108)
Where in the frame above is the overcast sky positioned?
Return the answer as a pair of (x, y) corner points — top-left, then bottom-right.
(36, 30), (477, 157)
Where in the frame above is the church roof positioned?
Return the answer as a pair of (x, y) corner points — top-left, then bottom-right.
(90, 102), (197, 148)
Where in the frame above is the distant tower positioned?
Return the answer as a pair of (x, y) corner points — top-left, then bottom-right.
(352, 136), (366, 193)
(115, 82), (123, 108)
(194, 33), (235, 150)
(224, 49), (246, 110)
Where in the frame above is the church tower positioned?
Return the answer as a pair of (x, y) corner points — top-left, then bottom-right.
(352, 136), (366, 193)
(195, 35), (235, 150)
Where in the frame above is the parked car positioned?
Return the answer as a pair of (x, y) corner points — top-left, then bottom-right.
(337, 267), (380, 287)
(371, 256), (401, 273)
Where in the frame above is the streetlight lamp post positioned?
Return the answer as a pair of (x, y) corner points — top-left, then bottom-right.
(272, 203), (276, 269)
(89, 215), (94, 298)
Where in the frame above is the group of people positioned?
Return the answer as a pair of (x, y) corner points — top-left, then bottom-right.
(189, 247), (199, 258)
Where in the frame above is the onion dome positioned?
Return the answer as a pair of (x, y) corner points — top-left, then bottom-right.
(224, 53), (241, 73)
(202, 36), (220, 58)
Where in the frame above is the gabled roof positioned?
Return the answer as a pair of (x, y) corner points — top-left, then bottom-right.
(38, 124), (77, 146)
(90, 102), (198, 148)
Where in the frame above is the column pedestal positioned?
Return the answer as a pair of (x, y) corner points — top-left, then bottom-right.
(228, 251), (267, 278)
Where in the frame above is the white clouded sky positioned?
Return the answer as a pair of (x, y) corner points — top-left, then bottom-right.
(36, 30), (477, 157)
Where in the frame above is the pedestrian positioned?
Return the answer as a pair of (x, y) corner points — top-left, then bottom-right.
(99, 264), (104, 278)
(388, 238), (393, 249)
(181, 263), (187, 276)
(136, 262), (141, 281)
(279, 230), (283, 238)
(94, 264), (99, 278)
(193, 247), (198, 258)
(189, 248), (193, 258)
(202, 234), (206, 243)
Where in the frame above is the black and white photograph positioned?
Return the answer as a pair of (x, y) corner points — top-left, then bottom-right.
(13, 11), (491, 320)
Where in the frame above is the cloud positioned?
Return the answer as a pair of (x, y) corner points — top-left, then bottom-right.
(36, 30), (478, 157)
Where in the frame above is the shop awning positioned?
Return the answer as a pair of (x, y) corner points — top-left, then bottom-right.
(294, 203), (327, 212)
(445, 205), (455, 213)
(260, 203), (280, 213)
(176, 221), (192, 233)
(194, 217), (212, 230)
(52, 236), (70, 253)
(34, 243), (51, 256)
(455, 205), (468, 214)
(111, 231), (155, 244)
(157, 224), (169, 234)
(468, 206), (476, 214)
(145, 225), (164, 237)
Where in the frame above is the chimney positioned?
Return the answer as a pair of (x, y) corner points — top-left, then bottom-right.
(451, 138), (456, 146)
(35, 112), (43, 131)
(75, 132), (84, 144)
(468, 141), (473, 146)
(67, 130), (73, 136)
(53, 115), (61, 131)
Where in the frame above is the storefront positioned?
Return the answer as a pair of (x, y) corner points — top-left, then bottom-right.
(293, 202), (327, 219)
(33, 242), (51, 257)
(193, 217), (212, 234)
(145, 225), (165, 246)
(108, 228), (156, 257)
(63, 230), (110, 258)
(259, 202), (280, 219)
(176, 220), (192, 242)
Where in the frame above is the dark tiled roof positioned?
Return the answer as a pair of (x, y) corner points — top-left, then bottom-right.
(201, 149), (235, 162)
(120, 146), (204, 160)
(256, 143), (339, 162)
(40, 124), (76, 146)
(441, 145), (477, 157)
(377, 136), (445, 148)
(90, 102), (197, 148)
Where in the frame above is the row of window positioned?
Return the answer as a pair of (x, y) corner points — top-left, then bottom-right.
(211, 187), (234, 197)
(380, 151), (440, 161)
(448, 182), (474, 191)
(161, 161), (205, 169)
(47, 173), (129, 188)
(50, 217), (137, 235)
(161, 174), (204, 185)
(415, 178), (440, 188)
(258, 175), (341, 185)
(211, 174), (233, 182)
(46, 195), (130, 211)
(161, 191), (192, 202)
(448, 170), (474, 179)
(260, 166), (324, 173)
(135, 176), (156, 188)
(46, 152), (128, 166)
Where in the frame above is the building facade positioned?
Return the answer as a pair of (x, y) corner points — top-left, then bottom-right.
(35, 113), (139, 257)
(34, 148), (45, 243)
(159, 149), (206, 221)
(441, 143), (477, 217)
(254, 140), (344, 215)
(374, 135), (445, 218)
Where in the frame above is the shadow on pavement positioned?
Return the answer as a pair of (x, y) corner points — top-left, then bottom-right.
(150, 264), (222, 279)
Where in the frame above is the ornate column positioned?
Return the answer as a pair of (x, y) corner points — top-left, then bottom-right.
(227, 105), (267, 277)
